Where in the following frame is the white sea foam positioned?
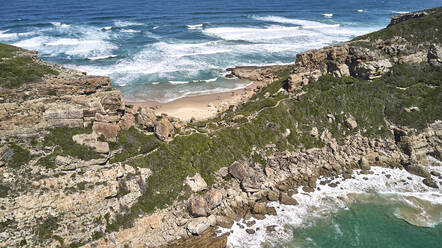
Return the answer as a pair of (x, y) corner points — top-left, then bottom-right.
(51, 22), (70, 27)
(204, 78), (218, 82)
(121, 29), (141, 33)
(187, 24), (204, 29)
(322, 13), (333, 18)
(114, 20), (143, 27)
(169, 80), (189, 85)
(87, 55), (117, 60)
(358, 9), (365, 13)
(392, 11), (409, 14)
(151, 82), (160, 85)
(251, 15), (338, 29)
(152, 26), (159, 29)
(0, 30), (17, 39)
(222, 164), (442, 247)
(102, 26), (112, 31)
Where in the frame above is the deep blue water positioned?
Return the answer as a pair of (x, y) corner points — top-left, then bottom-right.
(0, 0), (441, 101)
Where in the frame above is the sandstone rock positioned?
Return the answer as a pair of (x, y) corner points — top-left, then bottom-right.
(350, 57), (392, 80)
(345, 116), (358, 130)
(280, 193), (298, 205)
(92, 122), (119, 141)
(119, 113), (135, 130)
(72, 132), (109, 154)
(155, 118), (174, 141)
(101, 94), (124, 112)
(216, 167), (229, 178)
(228, 162), (250, 181)
(208, 215), (217, 226)
(403, 163), (430, 178)
(246, 229), (256, 234)
(431, 171), (441, 177)
(252, 202), (268, 215)
(423, 177), (438, 188)
(137, 107), (156, 130)
(55, 155), (77, 170)
(216, 216), (234, 228)
(266, 191), (279, 201)
(428, 43), (442, 67)
(308, 176), (317, 188)
(310, 127), (319, 137)
(188, 196), (208, 217)
(303, 186), (315, 193)
(359, 157), (370, 170)
(204, 189), (223, 209)
(184, 173), (208, 192)
(187, 217), (210, 235)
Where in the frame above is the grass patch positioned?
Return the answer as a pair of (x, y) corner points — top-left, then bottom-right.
(35, 216), (59, 243)
(109, 127), (160, 163)
(3, 143), (32, 168)
(42, 126), (102, 162)
(0, 43), (58, 88)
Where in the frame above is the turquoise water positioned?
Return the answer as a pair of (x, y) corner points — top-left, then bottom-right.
(1, 0), (441, 101)
(286, 196), (442, 248)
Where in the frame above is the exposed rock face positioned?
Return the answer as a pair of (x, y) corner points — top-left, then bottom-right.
(187, 217), (210, 235)
(228, 162), (250, 181)
(92, 122), (119, 141)
(155, 118), (174, 141)
(184, 173), (208, 192)
(428, 44), (442, 67)
(388, 9), (432, 26)
(137, 107), (156, 130)
(72, 132), (110, 154)
(188, 196), (208, 217)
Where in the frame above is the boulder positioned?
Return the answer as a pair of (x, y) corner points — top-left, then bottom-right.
(266, 191), (279, 201)
(423, 177), (438, 188)
(252, 202), (268, 215)
(55, 155), (77, 170)
(137, 107), (156, 130)
(359, 157), (370, 170)
(404, 163), (430, 178)
(216, 216), (234, 228)
(184, 173), (208, 192)
(228, 162), (250, 181)
(344, 116), (358, 130)
(92, 122), (119, 141)
(280, 193), (298, 205)
(118, 113), (135, 130)
(154, 118), (174, 141)
(204, 189), (223, 209)
(188, 196), (208, 217)
(187, 217), (210, 235)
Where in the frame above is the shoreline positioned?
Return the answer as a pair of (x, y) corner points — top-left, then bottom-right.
(128, 80), (260, 121)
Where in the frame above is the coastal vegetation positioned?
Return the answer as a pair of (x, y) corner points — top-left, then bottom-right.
(0, 43), (58, 89)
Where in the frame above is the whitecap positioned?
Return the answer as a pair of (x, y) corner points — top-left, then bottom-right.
(51, 22), (70, 27)
(87, 55), (117, 60)
(251, 15), (338, 29)
(114, 20), (143, 27)
(204, 78), (218, 82)
(322, 13), (333, 18)
(102, 26), (112, 31)
(392, 11), (409, 14)
(169, 80), (189, 85)
(357, 9), (364, 13)
(0, 30), (17, 40)
(152, 26), (159, 29)
(121, 29), (141, 33)
(187, 24), (203, 29)
(151, 82), (160, 85)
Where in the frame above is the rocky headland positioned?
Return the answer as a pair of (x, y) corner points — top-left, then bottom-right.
(0, 6), (441, 248)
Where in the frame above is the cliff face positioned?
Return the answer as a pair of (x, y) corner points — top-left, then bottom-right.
(0, 7), (441, 248)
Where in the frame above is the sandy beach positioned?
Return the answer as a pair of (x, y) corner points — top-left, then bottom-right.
(128, 82), (258, 121)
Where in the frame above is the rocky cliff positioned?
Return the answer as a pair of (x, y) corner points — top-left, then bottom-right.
(0, 6), (441, 248)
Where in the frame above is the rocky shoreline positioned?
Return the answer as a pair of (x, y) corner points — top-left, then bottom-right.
(0, 6), (441, 248)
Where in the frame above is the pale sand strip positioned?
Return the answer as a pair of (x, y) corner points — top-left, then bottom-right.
(128, 83), (257, 121)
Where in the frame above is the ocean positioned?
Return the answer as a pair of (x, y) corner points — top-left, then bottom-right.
(1, 0), (441, 102)
(1, 1), (442, 247)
